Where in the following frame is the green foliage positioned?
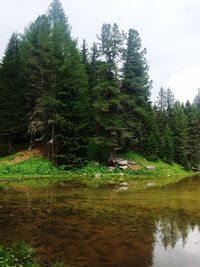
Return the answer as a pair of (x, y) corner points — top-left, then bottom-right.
(121, 28), (152, 152)
(0, 241), (38, 267)
(87, 138), (109, 163)
(0, 242), (66, 267)
(0, 32), (27, 152)
(0, 157), (65, 177)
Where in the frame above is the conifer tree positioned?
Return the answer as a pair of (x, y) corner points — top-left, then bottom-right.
(156, 87), (166, 112)
(172, 102), (188, 167)
(121, 28), (152, 152)
(21, 0), (88, 165)
(185, 91), (200, 168)
(89, 23), (125, 161)
(0, 33), (26, 153)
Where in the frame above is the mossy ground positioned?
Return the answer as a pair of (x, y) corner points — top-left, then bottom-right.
(0, 150), (194, 190)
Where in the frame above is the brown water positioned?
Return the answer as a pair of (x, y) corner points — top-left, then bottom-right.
(0, 177), (200, 267)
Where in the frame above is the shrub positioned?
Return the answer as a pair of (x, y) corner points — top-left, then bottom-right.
(0, 241), (39, 267)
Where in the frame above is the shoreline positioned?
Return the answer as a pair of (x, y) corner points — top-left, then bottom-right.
(0, 172), (195, 191)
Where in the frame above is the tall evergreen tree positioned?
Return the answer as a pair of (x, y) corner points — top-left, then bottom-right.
(156, 87), (166, 112)
(0, 33), (26, 154)
(121, 28), (152, 152)
(21, 0), (88, 165)
(172, 102), (188, 167)
(88, 23), (125, 161)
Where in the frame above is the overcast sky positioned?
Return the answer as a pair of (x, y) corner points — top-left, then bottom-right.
(1, 0), (200, 103)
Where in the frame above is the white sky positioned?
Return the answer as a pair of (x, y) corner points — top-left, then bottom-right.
(1, 0), (200, 103)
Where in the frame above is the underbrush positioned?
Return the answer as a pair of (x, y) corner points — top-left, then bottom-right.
(0, 241), (38, 267)
(0, 241), (65, 267)
(0, 157), (65, 177)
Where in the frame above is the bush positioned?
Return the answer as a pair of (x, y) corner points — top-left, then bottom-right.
(0, 241), (39, 267)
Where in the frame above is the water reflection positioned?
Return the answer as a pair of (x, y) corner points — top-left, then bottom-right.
(154, 225), (200, 267)
(0, 184), (200, 266)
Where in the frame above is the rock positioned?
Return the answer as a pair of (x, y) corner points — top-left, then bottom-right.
(108, 166), (115, 172)
(116, 186), (128, 191)
(116, 183), (129, 191)
(95, 173), (101, 179)
(119, 182), (128, 187)
(128, 160), (136, 165)
(147, 165), (156, 171)
(115, 182), (129, 191)
(115, 158), (128, 166)
(119, 165), (128, 170)
(119, 172), (124, 176)
(147, 182), (156, 187)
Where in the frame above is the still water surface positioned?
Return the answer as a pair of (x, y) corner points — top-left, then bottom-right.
(0, 177), (200, 266)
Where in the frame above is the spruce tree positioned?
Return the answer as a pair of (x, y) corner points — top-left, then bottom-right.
(48, 0), (88, 165)
(89, 23), (125, 161)
(172, 102), (188, 167)
(21, 0), (88, 165)
(21, 14), (53, 150)
(121, 28), (152, 152)
(0, 33), (26, 154)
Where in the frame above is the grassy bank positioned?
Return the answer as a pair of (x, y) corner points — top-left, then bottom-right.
(0, 150), (194, 190)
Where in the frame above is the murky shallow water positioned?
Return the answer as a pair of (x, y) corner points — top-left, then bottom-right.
(0, 177), (200, 266)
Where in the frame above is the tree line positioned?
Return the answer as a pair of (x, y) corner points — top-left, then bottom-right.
(0, 0), (199, 169)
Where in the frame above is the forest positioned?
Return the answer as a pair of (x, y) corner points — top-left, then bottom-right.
(0, 0), (200, 170)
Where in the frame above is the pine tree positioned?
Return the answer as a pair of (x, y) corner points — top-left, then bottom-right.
(155, 87), (177, 162)
(87, 23), (128, 161)
(47, 0), (88, 165)
(156, 87), (166, 112)
(21, 14), (53, 150)
(0, 33), (26, 154)
(143, 108), (159, 160)
(162, 125), (174, 163)
(172, 102), (188, 167)
(185, 91), (200, 169)
(81, 40), (89, 66)
(98, 23), (124, 80)
(121, 28), (152, 152)
(87, 42), (101, 89)
(21, 0), (88, 165)
(166, 88), (176, 112)
(193, 88), (200, 109)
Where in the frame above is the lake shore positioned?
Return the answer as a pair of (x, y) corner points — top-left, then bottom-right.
(0, 150), (194, 190)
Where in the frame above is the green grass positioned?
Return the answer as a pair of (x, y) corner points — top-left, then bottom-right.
(120, 151), (188, 176)
(0, 154), (15, 163)
(0, 157), (65, 177)
(0, 152), (194, 190)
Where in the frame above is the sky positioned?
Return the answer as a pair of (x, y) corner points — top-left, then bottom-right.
(1, 0), (200, 103)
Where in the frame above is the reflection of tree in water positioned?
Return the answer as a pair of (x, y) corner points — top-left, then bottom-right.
(155, 208), (200, 249)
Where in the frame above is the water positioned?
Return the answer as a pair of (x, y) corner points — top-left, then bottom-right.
(0, 177), (200, 266)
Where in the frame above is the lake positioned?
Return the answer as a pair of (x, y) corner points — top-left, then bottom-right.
(0, 176), (200, 266)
